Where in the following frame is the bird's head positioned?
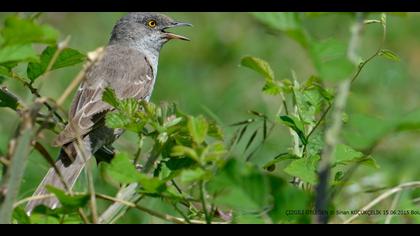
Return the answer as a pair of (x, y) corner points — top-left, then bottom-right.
(110, 12), (192, 52)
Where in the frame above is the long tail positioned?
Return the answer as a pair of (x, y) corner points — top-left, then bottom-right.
(25, 146), (88, 214)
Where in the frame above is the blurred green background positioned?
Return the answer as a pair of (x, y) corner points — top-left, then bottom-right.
(0, 13), (419, 223)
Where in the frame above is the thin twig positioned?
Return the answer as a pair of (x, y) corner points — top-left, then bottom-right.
(37, 36), (71, 91)
(315, 12), (365, 224)
(384, 190), (402, 224)
(0, 102), (41, 223)
(344, 181), (420, 224)
(96, 193), (186, 224)
(13, 194), (55, 208)
(74, 136), (97, 224)
(199, 181), (211, 224)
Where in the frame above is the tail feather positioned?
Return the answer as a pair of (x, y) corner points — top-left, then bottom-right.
(26, 126), (115, 215)
(25, 156), (86, 214)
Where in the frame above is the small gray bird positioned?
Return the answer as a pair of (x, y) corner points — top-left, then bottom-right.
(26, 12), (191, 213)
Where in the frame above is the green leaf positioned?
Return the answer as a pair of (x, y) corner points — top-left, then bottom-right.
(165, 157), (196, 171)
(1, 15), (59, 45)
(119, 98), (140, 117)
(12, 207), (31, 224)
(0, 87), (19, 110)
(294, 88), (324, 124)
(284, 155), (320, 185)
(45, 186), (89, 209)
(379, 49), (400, 62)
(101, 152), (166, 192)
(262, 80), (281, 95)
(0, 44), (38, 64)
(27, 46), (86, 81)
(333, 144), (364, 165)
(187, 115), (208, 144)
(268, 176), (311, 223)
(180, 168), (208, 183)
(137, 173), (166, 193)
(170, 145), (199, 161)
(207, 159), (271, 212)
(333, 144), (379, 169)
(207, 120), (224, 140)
(311, 39), (355, 81)
(263, 153), (300, 172)
(105, 111), (130, 129)
(203, 141), (227, 162)
(102, 152), (140, 184)
(102, 87), (120, 108)
(241, 56), (274, 81)
(279, 115), (307, 145)
(163, 117), (183, 128)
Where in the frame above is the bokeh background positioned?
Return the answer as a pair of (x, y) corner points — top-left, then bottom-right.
(0, 12), (419, 223)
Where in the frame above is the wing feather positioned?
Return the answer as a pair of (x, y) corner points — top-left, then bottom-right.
(54, 45), (154, 146)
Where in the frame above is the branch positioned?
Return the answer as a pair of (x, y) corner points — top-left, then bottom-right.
(0, 101), (41, 223)
(315, 12), (365, 224)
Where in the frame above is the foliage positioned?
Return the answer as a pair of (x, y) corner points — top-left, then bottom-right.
(0, 12), (419, 224)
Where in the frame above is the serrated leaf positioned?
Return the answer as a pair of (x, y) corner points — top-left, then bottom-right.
(187, 115), (208, 144)
(279, 115), (307, 145)
(105, 111), (130, 128)
(1, 15), (59, 45)
(119, 98), (140, 117)
(27, 46), (86, 81)
(241, 56), (274, 81)
(45, 186), (89, 209)
(379, 49), (400, 62)
(284, 155), (320, 185)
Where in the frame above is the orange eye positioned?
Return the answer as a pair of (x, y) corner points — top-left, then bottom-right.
(147, 20), (157, 28)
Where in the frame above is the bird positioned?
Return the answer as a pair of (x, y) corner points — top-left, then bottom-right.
(25, 12), (191, 213)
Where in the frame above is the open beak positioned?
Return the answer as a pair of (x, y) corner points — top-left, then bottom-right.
(163, 22), (192, 41)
